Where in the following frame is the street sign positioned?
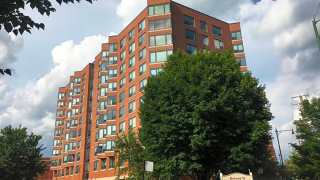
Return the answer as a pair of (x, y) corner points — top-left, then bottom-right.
(144, 161), (153, 172)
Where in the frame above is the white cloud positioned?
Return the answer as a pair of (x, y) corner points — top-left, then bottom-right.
(0, 30), (23, 68)
(0, 35), (108, 155)
(116, 0), (146, 27)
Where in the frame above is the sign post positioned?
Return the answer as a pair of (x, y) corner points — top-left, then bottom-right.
(143, 161), (153, 180)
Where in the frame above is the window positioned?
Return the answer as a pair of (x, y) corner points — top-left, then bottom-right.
(78, 128), (82, 137)
(148, 3), (170, 16)
(53, 139), (60, 146)
(70, 130), (77, 138)
(119, 121), (125, 133)
(214, 39), (223, 50)
(51, 160), (57, 167)
(70, 82), (74, 89)
(231, 31), (242, 40)
(77, 140), (81, 149)
(101, 159), (106, 170)
(57, 169), (60, 177)
(200, 21), (207, 32)
(139, 78), (147, 92)
(129, 85), (136, 98)
(74, 78), (81, 84)
(56, 111), (62, 117)
(149, 34), (172, 47)
(119, 106), (125, 118)
(129, 117), (136, 129)
(108, 69), (117, 78)
(71, 119), (77, 127)
(101, 63), (108, 72)
(64, 144), (68, 152)
(99, 59), (101, 67)
(212, 25), (222, 37)
(149, 18), (171, 31)
(187, 44), (197, 55)
(109, 44), (118, 52)
(67, 112), (71, 119)
(129, 28), (135, 41)
(202, 35), (208, 46)
(233, 44), (244, 53)
(67, 101), (72, 109)
(72, 98), (79, 105)
(71, 108), (78, 116)
(54, 170), (57, 178)
(120, 50), (126, 61)
(63, 156), (68, 164)
(138, 33), (146, 46)
(69, 91), (73, 98)
(101, 88), (107, 97)
(138, 19), (145, 32)
(65, 133), (70, 141)
(54, 129), (60, 136)
(94, 161), (99, 171)
(107, 125), (116, 135)
(109, 56), (117, 65)
(150, 50), (173, 63)
(58, 159), (61, 166)
(61, 138), (63, 145)
(70, 167), (74, 175)
(76, 165), (80, 174)
(102, 51), (108, 59)
(129, 42), (135, 54)
(150, 68), (163, 76)
(61, 128), (64, 135)
(106, 141), (115, 151)
(81, 84), (85, 92)
(57, 102), (64, 108)
(66, 167), (69, 176)
(139, 47), (146, 61)
(185, 29), (196, 41)
(79, 117), (82, 125)
(236, 57), (247, 66)
(81, 95), (84, 103)
(95, 132), (99, 142)
(55, 120), (61, 127)
(80, 106), (83, 114)
(120, 91), (125, 103)
(139, 63), (146, 76)
(69, 142), (76, 150)
(120, 37), (126, 49)
(101, 75), (108, 84)
(129, 56), (135, 68)
(58, 93), (64, 99)
(68, 154), (75, 162)
(120, 77), (126, 89)
(98, 71), (101, 79)
(99, 128), (107, 139)
(52, 149), (59, 156)
(109, 157), (115, 168)
(77, 152), (80, 161)
(107, 110), (117, 120)
(184, 15), (194, 27)
(120, 63), (126, 75)
(98, 114), (107, 124)
(100, 101), (107, 110)
(129, 101), (136, 113)
(107, 95), (117, 105)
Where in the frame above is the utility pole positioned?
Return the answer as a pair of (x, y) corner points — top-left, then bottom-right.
(312, 18), (320, 50)
(292, 94), (309, 146)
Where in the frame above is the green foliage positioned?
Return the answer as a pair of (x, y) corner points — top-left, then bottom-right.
(138, 49), (273, 180)
(0, 0), (93, 35)
(0, 69), (11, 76)
(0, 124), (47, 180)
(285, 150), (301, 179)
(115, 128), (145, 180)
(291, 97), (320, 179)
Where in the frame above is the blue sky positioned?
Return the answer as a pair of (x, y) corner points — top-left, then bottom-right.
(1, 0), (319, 161)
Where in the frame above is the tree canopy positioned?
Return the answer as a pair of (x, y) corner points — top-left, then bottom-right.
(138, 49), (273, 180)
(291, 97), (320, 179)
(0, 0), (93, 35)
(0, 125), (47, 180)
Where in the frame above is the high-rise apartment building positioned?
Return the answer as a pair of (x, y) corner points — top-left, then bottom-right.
(51, 0), (248, 179)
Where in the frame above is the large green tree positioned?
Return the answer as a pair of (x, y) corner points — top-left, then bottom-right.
(0, 0), (93, 36)
(138, 49), (273, 180)
(0, 125), (47, 180)
(291, 98), (320, 179)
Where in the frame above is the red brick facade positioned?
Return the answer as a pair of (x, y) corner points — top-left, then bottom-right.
(50, 0), (254, 179)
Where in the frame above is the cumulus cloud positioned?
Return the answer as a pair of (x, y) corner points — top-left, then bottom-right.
(0, 35), (108, 156)
(0, 30), (23, 68)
